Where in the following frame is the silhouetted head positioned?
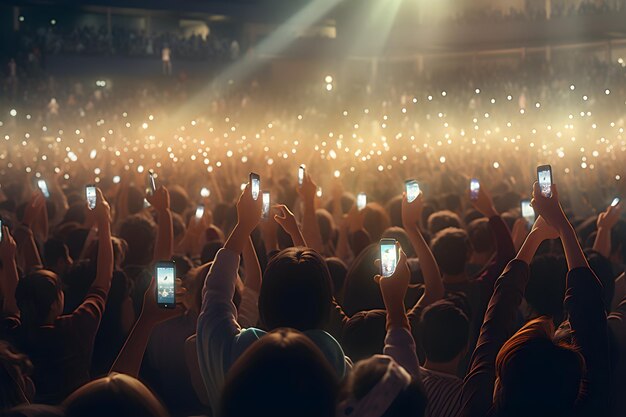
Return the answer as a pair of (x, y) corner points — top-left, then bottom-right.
(63, 373), (169, 417)
(220, 328), (338, 417)
(467, 217), (495, 256)
(493, 318), (584, 417)
(259, 248), (332, 331)
(427, 210), (462, 235)
(430, 227), (470, 276)
(119, 215), (156, 267)
(420, 300), (469, 363)
(15, 270), (63, 328)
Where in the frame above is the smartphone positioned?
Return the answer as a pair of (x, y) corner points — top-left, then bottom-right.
(298, 165), (305, 187)
(537, 165), (552, 198)
(86, 185), (97, 210)
(148, 171), (157, 195)
(521, 199), (535, 225)
(0, 219), (3, 242)
(357, 192), (367, 211)
(200, 187), (210, 198)
(195, 205), (205, 220)
(380, 238), (398, 277)
(155, 261), (176, 309)
(405, 179), (420, 203)
(470, 178), (480, 201)
(611, 197), (620, 207)
(37, 179), (50, 198)
(250, 172), (260, 200)
(262, 192), (271, 220)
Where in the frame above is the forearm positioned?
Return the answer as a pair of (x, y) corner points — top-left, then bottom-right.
(0, 258), (20, 316)
(559, 224), (589, 270)
(385, 303), (410, 331)
(302, 198), (323, 252)
(288, 227), (307, 247)
(407, 228), (443, 307)
(93, 221), (114, 291)
(110, 314), (156, 377)
(592, 227), (611, 259)
(224, 224), (251, 254)
(514, 230), (543, 265)
(15, 227), (43, 271)
(153, 208), (174, 261)
(242, 237), (262, 293)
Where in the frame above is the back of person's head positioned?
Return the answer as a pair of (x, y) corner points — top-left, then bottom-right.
(63, 373), (169, 417)
(65, 227), (90, 262)
(15, 270), (62, 328)
(442, 193), (462, 213)
(385, 195), (403, 228)
(325, 257), (347, 300)
(494, 318), (584, 417)
(342, 310), (387, 362)
(363, 203), (391, 242)
(171, 212), (186, 244)
(342, 244), (384, 315)
(61, 203), (86, 225)
(119, 215), (156, 267)
(525, 255), (567, 323)
(430, 227), (470, 276)
(0, 341), (34, 410)
(339, 355), (427, 417)
(420, 300), (469, 363)
(467, 217), (495, 255)
(463, 208), (483, 226)
(43, 238), (72, 273)
(126, 186), (145, 215)
(315, 209), (336, 245)
(259, 248), (332, 331)
(427, 210), (462, 235)
(382, 227), (416, 258)
(220, 328), (338, 417)
(167, 185), (190, 215)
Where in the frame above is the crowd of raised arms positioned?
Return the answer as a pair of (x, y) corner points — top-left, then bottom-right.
(1, 51), (626, 417)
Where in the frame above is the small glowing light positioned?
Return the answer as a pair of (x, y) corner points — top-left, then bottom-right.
(200, 187), (211, 198)
(137, 165), (144, 173)
(113, 176), (121, 184)
(324, 75), (333, 83)
(583, 95), (588, 101)
(493, 161), (500, 169)
(490, 98), (496, 104)
(240, 183), (246, 191)
(507, 95), (512, 101)
(9, 109), (17, 117)
(50, 19), (56, 25)
(535, 102), (541, 108)
(475, 88), (480, 94)
(142, 123), (148, 129)
(439, 156), (446, 164)
(333, 170), (340, 178)
(570, 84), (575, 91)
(616, 175), (621, 180)
(326, 84), (333, 91)
(90, 149), (97, 159)
(441, 91), (447, 97)
(605, 89), (610, 95)
(19, 15), (24, 22)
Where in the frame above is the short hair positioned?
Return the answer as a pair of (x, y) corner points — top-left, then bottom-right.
(259, 248), (332, 331)
(363, 203), (391, 242)
(342, 355), (427, 417)
(494, 318), (584, 417)
(126, 186), (145, 215)
(467, 218), (495, 254)
(63, 373), (169, 417)
(427, 210), (462, 235)
(526, 255), (567, 323)
(382, 227), (416, 258)
(61, 203), (86, 225)
(15, 270), (61, 328)
(168, 185), (190, 215)
(119, 215), (156, 267)
(342, 310), (387, 362)
(315, 209), (335, 245)
(430, 227), (470, 276)
(220, 329), (338, 417)
(325, 257), (347, 300)
(420, 300), (469, 363)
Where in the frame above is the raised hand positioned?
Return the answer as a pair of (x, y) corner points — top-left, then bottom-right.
(374, 243), (411, 329)
(468, 184), (498, 218)
(531, 182), (568, 232)
(597, 202), (622, 231)
(22, 193), (46, 228)
(401, 191), (424, 230)
(94, 188), (112, 226)
(274, 204), (305, 246)
(236, 183), (263, 235)
(298, 172), (318, 203)
(530, 216), (559, 241)
(146, 186), (170, 213)
(0, 226), (17, 262)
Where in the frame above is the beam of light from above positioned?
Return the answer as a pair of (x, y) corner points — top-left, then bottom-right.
(173, 0), (345, 120)
(347, 0), (403, 58)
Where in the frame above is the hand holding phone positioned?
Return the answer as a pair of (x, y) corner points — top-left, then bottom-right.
(379, 238), (398, 277)
(611, 197), (621, 207)
(148, 171), (157, 196)
(155, 261), (176, 309)
(37, 179), (50, 198)
(405, 180), (420, 203)
(537, 165), (553, 198)
(86, 185), (97, 210)
(298, 165), (305, 187)
(470, 178), (480, 201)
(262, 192), (271, 220)
(250, 172), (261, 200)
(195, 205), (205, 221)
(357, 193), (367, 211)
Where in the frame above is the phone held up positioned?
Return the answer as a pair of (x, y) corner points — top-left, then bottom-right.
(250, 172), (261, 200)
(155, 261), (176, 309)
(379, 238), (398, 278)
(86, 185), (97, 210)
(537, 165), (553, 198)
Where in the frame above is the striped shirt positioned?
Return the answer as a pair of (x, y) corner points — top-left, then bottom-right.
(420, 367), (463, 417)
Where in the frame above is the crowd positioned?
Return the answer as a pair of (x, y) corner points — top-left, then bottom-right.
(15, 25), (238, 61)
(0, 51), (625, 417)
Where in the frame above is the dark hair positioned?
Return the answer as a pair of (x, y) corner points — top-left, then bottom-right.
(420, 300), (469, 362)
(385, 195), (403, 228)
(43, 239), (71, 270)
(15, 270), (61, 328)
(325, 257), (347, 300)
(382, 227), (417, 258)
(168, 185), (190, 215)
(525, 255), (567, 323)
(126, 186), (145, 215)
(66, 227), (90, 261)
(63, 373), (169, 417)
(220, 329), (338, 417)
(363, 203), (391, 242)
(259, 248), (332, 331)
(342, 356), (427, 417)
(119, 215), (156, 267)
(430, 227), (470, 276)
(494, 318), (584, 417)
(342, 310), (387, 362)
(442, 193), (462, 212)
(61, 203), (86, 225)
(427, 210), (462, 235)
(315, 209), (335, 245)
(467, 218), (495, 254)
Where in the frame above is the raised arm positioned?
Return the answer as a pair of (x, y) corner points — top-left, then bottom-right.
(238, 236), (262, 328)
(462, 215), (558, 417)
(15, 194), (44, 271)
(273, 204), (306, 247)
(376, 245), (420, 376)
(0, 227), (20, 317)
(401, 192), (444, 309)
(147, 186), (174, 263)
(92, 189), (114, 292)
(299, 173), (324, 253)
(592, 202), (622, 259)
